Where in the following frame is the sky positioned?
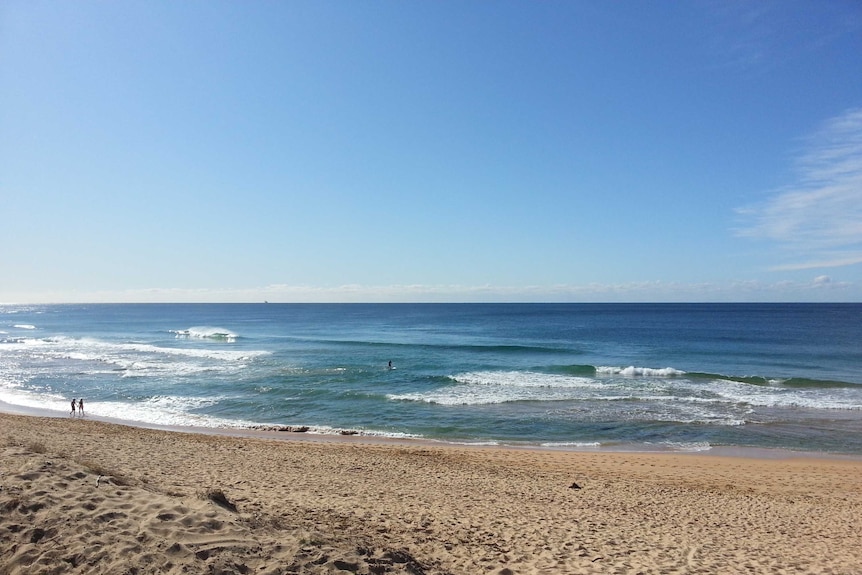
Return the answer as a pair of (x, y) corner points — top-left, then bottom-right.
(1, 1), (861, 303)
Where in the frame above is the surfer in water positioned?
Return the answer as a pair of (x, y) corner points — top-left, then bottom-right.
(388, 360), (393, 370)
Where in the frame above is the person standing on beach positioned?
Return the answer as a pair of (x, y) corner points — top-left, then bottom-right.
(71, 399), (76, 417)
(78, 398), (84, 416)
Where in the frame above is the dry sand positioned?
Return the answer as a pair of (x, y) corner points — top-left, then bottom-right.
(1, 413), (860, 575)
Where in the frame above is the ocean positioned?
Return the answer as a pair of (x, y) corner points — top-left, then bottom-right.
(1, 303), (860, 454)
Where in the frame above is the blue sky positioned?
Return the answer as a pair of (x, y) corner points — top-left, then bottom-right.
(2, 1), (861, 303)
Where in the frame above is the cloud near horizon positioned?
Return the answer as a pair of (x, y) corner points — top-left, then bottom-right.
(2, 277), (853, 305)
(736, 107), (862, 272)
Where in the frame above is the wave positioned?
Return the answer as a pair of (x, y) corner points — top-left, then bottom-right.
(686, 372), (858, 389)
(540, 441), (602, 449)
(778, 377), (857, 389)
(0, 335), (269, 381)
(554, 364), (686, 377)
(171, 326), (239, 341)
(552, 364), (599, 376)
(697, 378), (862, 411)
(12, 324), (36, 330)
(643, 441), (714, 452)
(596, 365), (686, 377)
(41, 336), (265, 362)
(63, 395), (264, 429)
(388, 370), (630, 406)
(553, 365), (859, 389)
(0, 388), (77, 417)
(0, 384), (422, 440)
(0, 306), (42, 314)
(451, 371), (600, 389)
(386, 368), (862, 414)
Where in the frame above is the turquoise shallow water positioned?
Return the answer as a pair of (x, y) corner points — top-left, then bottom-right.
(1, 303), (861, 453)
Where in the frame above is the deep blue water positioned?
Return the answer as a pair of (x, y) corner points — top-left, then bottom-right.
(2, 303), (861, 454)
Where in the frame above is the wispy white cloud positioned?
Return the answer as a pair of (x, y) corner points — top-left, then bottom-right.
(708, 1), (774, 71)
(708, 1), (862, 72)
(737, 107), (862, 271)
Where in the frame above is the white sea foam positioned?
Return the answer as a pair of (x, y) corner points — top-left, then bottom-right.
(18, 335), (264, 364)
(16, 335), (259, 359)
(246, 422), (422, 440)
(0, 387), (72, 413)
(453, 371), (601, 388)
(89, 395), (261, 428)
(12, 324), (36, 330)
(389, 371), (600, 405)
(595, 366), (686, 377)
(116, 341), (263, 362)
(15, 390), (425, 440)
(345, 429), (421, 439)
(647, 441), (713, 452)
(0, 334), (271, 388)
(390, 370), (686, 406)
(683, 378), (862, 411)
(2, 336), (46, 348)
(0, 386), (433, 438)
(171, 326), (238, 341)
(647, 405), (747, 426)
(568, 390), (749, 426)
(387, 370), (759, 427)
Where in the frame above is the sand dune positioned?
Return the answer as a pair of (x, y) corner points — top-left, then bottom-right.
(1, 413), (860, 574)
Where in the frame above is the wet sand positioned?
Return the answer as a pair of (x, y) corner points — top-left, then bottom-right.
(1, 412), (860, 574)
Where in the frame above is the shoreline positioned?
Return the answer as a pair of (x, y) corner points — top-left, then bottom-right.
(3, 399), (860, 462)
(2, 411), (861, 574)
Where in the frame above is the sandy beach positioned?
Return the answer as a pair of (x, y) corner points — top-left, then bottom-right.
(1, 413), (860, 575)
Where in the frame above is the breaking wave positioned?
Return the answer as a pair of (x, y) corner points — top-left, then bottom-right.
(171, 327), (239, 341)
